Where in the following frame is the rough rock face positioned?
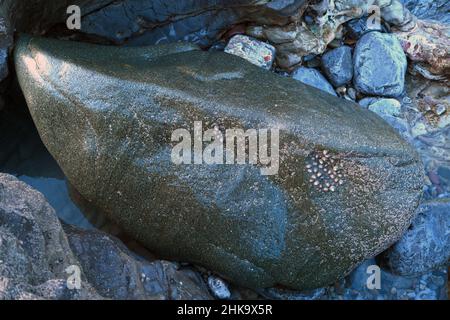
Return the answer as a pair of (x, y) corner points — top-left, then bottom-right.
(15, 36), (424, 290)
(0, 173), (212, 300)
(353, 32), (407, 97)
(64, 225), (212, 300)
(79, 0), (308, 47)
(403, 0), (450, 24)
(0, 173), (99, 299)
(383, 199), (450, 276)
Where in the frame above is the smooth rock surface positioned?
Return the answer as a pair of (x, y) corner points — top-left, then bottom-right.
(353, 32), (407, 97)
(291, 67), (337, 96)
(321, 46), (353, 87)
(15, 36), (424, 290)
(384, 199), (450, 276)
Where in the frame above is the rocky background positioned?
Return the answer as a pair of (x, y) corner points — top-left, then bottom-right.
(0, 0), (449, 299)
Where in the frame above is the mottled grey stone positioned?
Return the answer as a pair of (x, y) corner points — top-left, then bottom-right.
(15, 35), (423, 290)
(65, 225), (212, 300)
(0, 173), (100, 299)
(0, 173), (212, 300)
(353, 32), (407, 97)
(321, 46), (353, 87)
(384, 199), (450, 276)
(291, 67), (337, 96)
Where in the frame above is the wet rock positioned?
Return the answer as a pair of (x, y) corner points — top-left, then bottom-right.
(15, 36), (424, 291)
(384, 199), (450, 276)
(321, 46), (353, 87)
(224, 35), (275, 70)
(354, 32), (407, 97)
(291, 67), (337, 96)
(0, 173), (212, 300)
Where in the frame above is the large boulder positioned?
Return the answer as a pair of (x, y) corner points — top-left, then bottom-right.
(15, 36), (424, 290)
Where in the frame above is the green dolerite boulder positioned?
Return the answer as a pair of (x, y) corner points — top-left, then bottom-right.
(14, 36), (424, 290)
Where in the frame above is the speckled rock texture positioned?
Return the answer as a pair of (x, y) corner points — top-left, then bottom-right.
(383, 199), (450, 276)
(353, 32), (407, 97)
(0, 173), (212, 300)
(15, 36), (424, 290)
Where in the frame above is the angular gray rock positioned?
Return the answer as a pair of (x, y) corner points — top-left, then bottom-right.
(353, 32), (407, 97)
(64, 225), (212, 300)
(384, 199), (450, 276)
(15, 35), (424, 290)
(291, 67), (337, 96)
(0, 173), (212, 300)
(0, 173), (99, 299)
(321, 46), (353, 87)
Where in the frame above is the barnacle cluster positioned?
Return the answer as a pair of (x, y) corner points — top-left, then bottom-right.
(306, 150), (344, 192)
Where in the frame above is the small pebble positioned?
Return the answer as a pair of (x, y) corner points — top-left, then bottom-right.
(207, 275), (231, 300)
